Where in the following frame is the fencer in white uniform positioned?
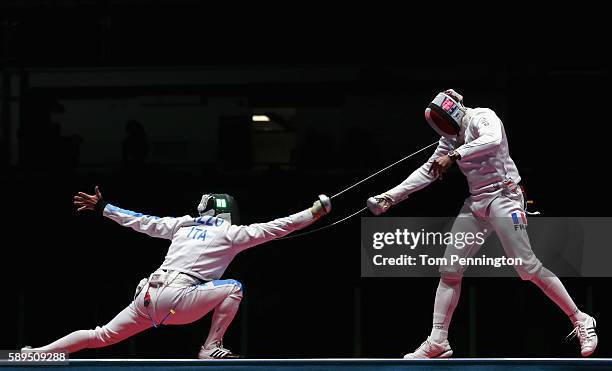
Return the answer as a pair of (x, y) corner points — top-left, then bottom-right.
(22, 187), (331, 359)
(368, 89), (598, 358)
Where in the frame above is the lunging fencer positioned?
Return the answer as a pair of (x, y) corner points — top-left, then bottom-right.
(367, 89), (598, 358)
(22, 187), (331, 359)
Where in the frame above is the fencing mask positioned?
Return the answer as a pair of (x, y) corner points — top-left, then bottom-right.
(197, 194), (240, 225)
(424, 89), (466, 138)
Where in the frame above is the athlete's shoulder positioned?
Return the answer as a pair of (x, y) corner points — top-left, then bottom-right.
(468, 107), (500, 126)
(469, 107), (497, 117)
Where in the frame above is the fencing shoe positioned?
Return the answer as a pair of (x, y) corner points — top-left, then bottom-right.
(403, 336), (453, 359)
(198, 341), (241, 359)
(567, 313), (598, 357)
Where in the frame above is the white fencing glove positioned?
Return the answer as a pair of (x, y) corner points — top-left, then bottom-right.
(367, 193), (394, 215)
(311, 194), (332, 219)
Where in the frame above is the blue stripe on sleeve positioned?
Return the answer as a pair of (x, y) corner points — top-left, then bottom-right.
(107, 204), (161, 219)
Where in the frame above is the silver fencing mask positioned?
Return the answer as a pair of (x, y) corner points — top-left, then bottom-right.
(424, 89), (466, 138)
(197, 193), (240, 225)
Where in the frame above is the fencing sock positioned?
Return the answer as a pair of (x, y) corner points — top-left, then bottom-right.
(203, 286), (243, 349)
(531, 267), (585, 324)
(430, 276), (462, 343)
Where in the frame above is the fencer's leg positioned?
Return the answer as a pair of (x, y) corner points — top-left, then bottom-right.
(405, 202), (490, 359)
(26, 303), (151, 354)
(405, 274), (461, 359)
(529, 269), (598, 356)
(430, 274), (462, 343)
(487, 195), (583, 320)
(166, 279), (243, 358)
(530, 267), (582, 320)
(488, 193), (598, 356)
(432, 201), (491, 343)
(203, 280), (243, 349)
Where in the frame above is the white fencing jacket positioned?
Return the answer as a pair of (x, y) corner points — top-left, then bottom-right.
(102, 204), (315, 281)
(386, 107), (521, 206)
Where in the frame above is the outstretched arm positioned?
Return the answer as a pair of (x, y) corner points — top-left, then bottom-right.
(387, 138), (455, 199)
(73, 186), (184, 240)
(367, 138), (454, 215)
(227, 195), (331, 251)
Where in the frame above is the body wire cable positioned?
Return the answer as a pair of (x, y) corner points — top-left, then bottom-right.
(276, 140), (439, 240)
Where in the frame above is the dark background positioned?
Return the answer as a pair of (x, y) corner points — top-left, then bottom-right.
(0, 1), (610, 359)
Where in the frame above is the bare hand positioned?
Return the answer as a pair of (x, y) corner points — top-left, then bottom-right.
(73, 186), (103, 212)
(428, 155), (453, 179)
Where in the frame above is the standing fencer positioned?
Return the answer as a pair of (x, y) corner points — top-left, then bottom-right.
(368, 89), (598, 358)
(22, 187), (331, 359)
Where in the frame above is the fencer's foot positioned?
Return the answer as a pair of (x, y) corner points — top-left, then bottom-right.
(567, 313), (598, 357)
(20, 346), (33, 353)
(367, 194), (393, 215)
(198, 342), (242, 359)
(403, 336), (453, 359)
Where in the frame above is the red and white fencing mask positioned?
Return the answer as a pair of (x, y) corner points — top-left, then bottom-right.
(424, 89), (466, 138)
